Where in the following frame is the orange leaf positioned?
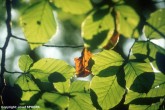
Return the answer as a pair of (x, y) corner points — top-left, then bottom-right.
(74, 48), (92, 77)
(104, 31), (119, 49)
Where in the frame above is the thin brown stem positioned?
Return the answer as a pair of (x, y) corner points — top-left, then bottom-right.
(12, 35), (84, 48)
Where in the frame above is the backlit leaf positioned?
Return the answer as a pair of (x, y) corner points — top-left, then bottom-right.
(15, 75), (40, 102)
(30, 58), (75, 82)
(42, 92), (69, 109)
(132, 41), (165, 60)
(69, 80), (90, 93)
(69, 93), (95, 110)
(69, 81), (95, 110)
(53, 79), (70, 93)
(124, 62), (153, 89)
(115, 5), (140, 38)
(92, 50), (124, 76)
(145, 9), (165, 39)
(19, 55), (33, 72)
(20, 1), (56, 49)
(53, 0), (92, 15)
(125, 73), (165, 104)
(90, 76), (125, 109)
(129, 102), (162, 110)
(82, 6), (115, 50)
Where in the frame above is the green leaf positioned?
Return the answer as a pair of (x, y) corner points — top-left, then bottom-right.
(68, 81), (95, 110)
(92, 50), (124, 76)
(42, 92), (69, 109)
(145, 9), (165, 39)
(69, 93), (95, 110)
(30, 58), (75, 82)
(69, 80), (90, 93)
(129, 101), (162, 110)
(20, 1), (56, 49)
(132, 41), (165, 58)
(19, 55), (33, 72)
(90, 76), (125, 109)
(15, 75), (40, 102)
(35, 99), (53, 110)
(15, 75), (39, 91)
(53, 0), (92, 15)
(124, 62), (153, 89)
(82, 6), (115, 49)
(115, 5), (140, 38)
(53, 79), (70, 93)
(125, 73), (165, 104)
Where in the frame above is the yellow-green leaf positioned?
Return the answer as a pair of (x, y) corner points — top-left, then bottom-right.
(20, 1), (56, 49)
(115, 5), (140, 38)
(124, 62), (153, 89)
(69, 81), (95, 110)
(145, 9), (165, 39)
(82, 6), (115, 49)
(92, 50), (124, 76)
(125, 73), (165, 104)
(42, 92), (69, 109)
(53, 0), (92, 15)
(15, 75), (40, 102)
(18, 55), (33, 72)
(90, 76), (125, 109)
(30, 58), (75, 82)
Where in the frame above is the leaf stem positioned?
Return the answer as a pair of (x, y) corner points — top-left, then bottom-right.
(12, 35), (84, 48)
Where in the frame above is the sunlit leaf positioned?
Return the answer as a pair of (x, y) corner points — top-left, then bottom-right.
(125, 73), (165, 104)
(90, 76), (125, 109)
(15, 75), (39, 91)
(53, 79), (70, 93)
(15, 75), (40, 102)
(82, 6), (114, 50)
(115, 5), (140, 38)
(124, 62), (153, 89)
(69, 81), (95, 110)
(69, 80), (90, 93)
(53, 0), (92, 15)
(30, 58), (75, 82)
(42, 92), (69, 109)
(20, 1), (56, 49)
(69, 93), (95, 110)
(19, 55), (33, 72)
(92, 50), (124, 76)
(145, 9), (165, 39)
(132, 41), (165, 60)
(129, 101), (162, 110)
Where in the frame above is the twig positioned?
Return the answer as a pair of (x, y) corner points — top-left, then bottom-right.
(12, 35), (84, 48)
(0, 0), (12, 105)
(5, 70), (23, 74)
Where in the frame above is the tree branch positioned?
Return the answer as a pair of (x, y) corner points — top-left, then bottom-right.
(12, 35), (84, 48)
(5, 70), (23, 74)
(0, 0), (12, 99)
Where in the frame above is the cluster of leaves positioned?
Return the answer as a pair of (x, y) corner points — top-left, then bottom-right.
(1, 0), (165, 109)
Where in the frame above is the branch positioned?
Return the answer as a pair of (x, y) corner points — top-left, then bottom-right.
(0, 0), (12, 104)
(5, 70), (23, 74)
(12, 35), (84, 48)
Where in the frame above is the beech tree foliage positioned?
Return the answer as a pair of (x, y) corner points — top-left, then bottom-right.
(0, 0), (165, 110)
